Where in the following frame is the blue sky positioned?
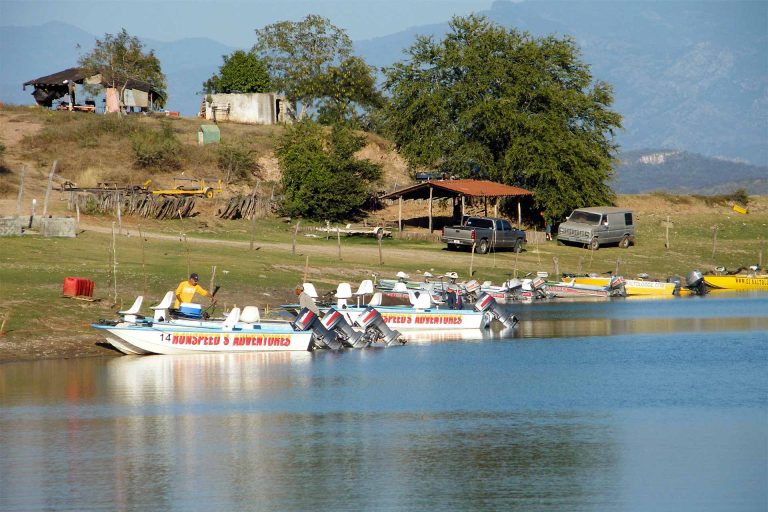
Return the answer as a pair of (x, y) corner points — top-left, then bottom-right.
(1, 0), (495, 45)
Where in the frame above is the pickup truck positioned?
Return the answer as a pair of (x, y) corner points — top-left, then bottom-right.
(441, 216), (526, 254)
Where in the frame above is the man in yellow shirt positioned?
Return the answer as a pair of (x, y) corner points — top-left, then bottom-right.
(174, 273), (212, 309)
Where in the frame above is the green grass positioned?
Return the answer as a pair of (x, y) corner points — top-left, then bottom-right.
(1, 205), (765, 345)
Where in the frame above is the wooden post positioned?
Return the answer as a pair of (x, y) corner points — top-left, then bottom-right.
(461, 195), (465, 218)
(577, 256), (583, 274)
(398, 196), (403, 233)
(249, 209), (257, 250)
(615, 257), (621, 276)
(517, 200), (521, 229)
(428, 186), (433, 232)
(42, 160), (57, 218)
(711, 225), (718, 258)
(470, 243), (475, 276)
(337, 227), (341, 260)
(75, 201), (80, 226)
(326, 220), (330, 240)
(377, 231), (383, 265)
(553, 257), (560, 279)
(304, 255), (309, 282)
(111, 222), (118, 304)
(116, 193), (122, 236)
(139, 224), (147, 296)
(292, 221), (300, 255)
(665, 215), (671, 249)
(16, 164), (26, 216)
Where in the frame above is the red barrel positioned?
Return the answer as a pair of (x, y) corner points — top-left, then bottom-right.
(63, 277), (79, 297)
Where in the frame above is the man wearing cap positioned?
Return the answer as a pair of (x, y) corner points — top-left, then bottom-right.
(295, 284), (319, 315)
(174, 273), (212, 309)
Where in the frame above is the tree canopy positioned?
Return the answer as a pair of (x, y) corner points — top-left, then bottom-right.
(203, 50), (271, 94)
(79, 28), (166, 106)
(276, 121), (382, 221)
(253, 15), (380, 123)
(381, 15), (622, 221)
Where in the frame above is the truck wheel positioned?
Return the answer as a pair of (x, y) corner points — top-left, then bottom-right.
(476, 239), (489, 254)
(589, 237), (600, 251)
(513, 239), (523, 253)
(619, 236), (631, 249)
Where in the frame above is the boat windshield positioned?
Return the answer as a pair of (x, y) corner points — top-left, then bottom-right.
(568, 211), (602, 224)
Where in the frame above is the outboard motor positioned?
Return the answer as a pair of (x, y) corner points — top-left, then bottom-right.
(529, 276), (549, 299)
(321, 307), (367, 348)
(353, 307), (402, 346)
(292, 308), (341, 350)
(666, 276), (682, 295)
(685, 270), (707, 295)
(474, 292), (518, 328)
(608, 275), (627, 297)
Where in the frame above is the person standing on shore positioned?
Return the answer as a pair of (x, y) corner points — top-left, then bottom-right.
(174, 273), (212, 308)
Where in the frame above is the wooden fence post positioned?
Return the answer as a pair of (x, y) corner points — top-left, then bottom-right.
(42, 160), (57, 218)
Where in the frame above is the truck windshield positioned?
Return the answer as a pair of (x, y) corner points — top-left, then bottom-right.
(568, 211), (602, 224)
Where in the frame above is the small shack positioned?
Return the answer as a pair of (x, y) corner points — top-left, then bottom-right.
(198, 125), (221, 145)
(380, 179), (534, 232)
(23, 66), (164, 113)
(203, 93), (294, 124)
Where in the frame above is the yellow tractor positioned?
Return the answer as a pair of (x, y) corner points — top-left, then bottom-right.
(151, 177), (223, 199)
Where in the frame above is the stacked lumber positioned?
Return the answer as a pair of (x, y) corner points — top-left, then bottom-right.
(68, 190), (196, 220)
(217, 194), (276, 220)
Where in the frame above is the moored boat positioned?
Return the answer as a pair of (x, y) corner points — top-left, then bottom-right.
(702, 274), (768, 291)
(568, 275), (678, 296)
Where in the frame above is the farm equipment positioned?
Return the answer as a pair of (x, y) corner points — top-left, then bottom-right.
(151, 177), (223, 199)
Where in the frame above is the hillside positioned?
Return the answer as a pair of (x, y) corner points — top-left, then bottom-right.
(0, 106), (412, 219)
(2, 1), (766, 168)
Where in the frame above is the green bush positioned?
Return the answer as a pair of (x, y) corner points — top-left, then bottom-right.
(217, 140), (259, 183)
(130, 122), (180, 169)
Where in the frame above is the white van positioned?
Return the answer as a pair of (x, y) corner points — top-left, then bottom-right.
(557, 207), (635, 250)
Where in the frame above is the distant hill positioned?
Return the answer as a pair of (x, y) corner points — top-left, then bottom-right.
(614, 150), (768, 194)
(0, 21), (236, 117)
(355, 0), (768, 167)
(1, 0), (766, 169)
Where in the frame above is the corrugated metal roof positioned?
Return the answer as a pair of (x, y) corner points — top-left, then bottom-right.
(23, 67), (88, 87)
(380, 179), (533, 200)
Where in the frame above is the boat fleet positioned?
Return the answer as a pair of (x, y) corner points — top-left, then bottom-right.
(92, 264), (766, 357)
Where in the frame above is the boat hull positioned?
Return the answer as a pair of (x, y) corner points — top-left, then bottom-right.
(703, 275), (768, 291)
(337, 307), (489, 330)
(93, 323), (313, 355)
(570, 277), (677, 296)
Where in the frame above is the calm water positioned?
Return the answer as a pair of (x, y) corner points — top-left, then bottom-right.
(1, 294), (766, 511)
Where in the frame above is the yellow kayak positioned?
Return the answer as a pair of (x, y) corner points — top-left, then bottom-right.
(703, 274), (768, 291)
(569, 276), (678, 296)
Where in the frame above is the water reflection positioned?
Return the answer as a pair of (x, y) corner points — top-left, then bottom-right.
(1, 295), (766, 511)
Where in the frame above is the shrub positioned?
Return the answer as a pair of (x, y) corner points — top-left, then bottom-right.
(217, 140), (260, 183)
(130, 122), (180, 170)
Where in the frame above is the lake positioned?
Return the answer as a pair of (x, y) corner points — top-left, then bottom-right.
(1, 293), (766, 511)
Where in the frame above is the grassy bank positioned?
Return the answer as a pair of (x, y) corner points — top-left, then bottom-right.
(1, 194), (765, 362)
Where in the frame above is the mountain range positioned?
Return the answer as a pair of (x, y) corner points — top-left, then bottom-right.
(1, 0), (766, 191)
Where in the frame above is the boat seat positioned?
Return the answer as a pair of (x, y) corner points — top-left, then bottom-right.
(302, 283), (319, 298)
(354, 279), (374, 306)
(392, 282), (408, 293)
(409, 290), (432, 309)
(240, 306), (261, 323)
(335, 282), (353, 308)
(368, 292), (383, 306)
(119, 296), (144, 322)
(222, 307), (241, 330)
(151, 291), (174, 322)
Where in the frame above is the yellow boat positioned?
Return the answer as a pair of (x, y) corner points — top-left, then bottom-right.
(703, 274), (768, 291)
(568, 276), (678, 296)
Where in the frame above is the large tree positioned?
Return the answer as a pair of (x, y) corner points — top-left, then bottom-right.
(79, 28), (166, 108)
(253, 14), (379, 122)
(381, 15), (622, 221)
(276, 121), (382, 221)
(203, 50), (271, 94)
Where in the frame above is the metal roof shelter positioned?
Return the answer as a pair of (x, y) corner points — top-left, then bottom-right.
(23, 67), (164, 110)
(380, 179), (534, 232)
